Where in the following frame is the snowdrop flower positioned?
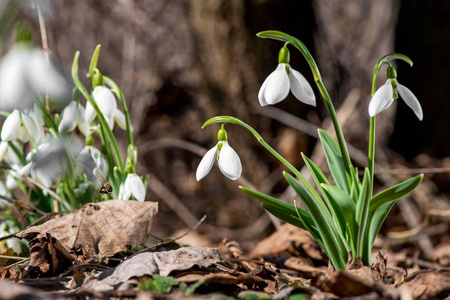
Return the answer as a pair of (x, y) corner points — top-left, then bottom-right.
(258, 45), (316, 107)
(369, 66), (423, 120)
(1, 107), (45, 144)
(119, 173), (146, 202)
(196, 126), (242, 181)
(0, 45), (70, 112)
(77, 145), (109, 187)
(86, 86), (117, 123)
(58, 101), (90, 135)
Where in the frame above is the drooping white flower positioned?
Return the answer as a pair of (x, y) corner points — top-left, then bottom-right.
(86, 86), (118, 123)
(58, 101), (90, 135)
(1, 110), (22, 141)
(196, 132), (242, 181)
(258, 46), (316, 107)
(119, 173), (146, 202)
(0, 45), (70, 112)
(368, 78), (423, 120)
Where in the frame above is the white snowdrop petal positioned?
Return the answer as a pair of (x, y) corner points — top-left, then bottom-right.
(397, 83), (423, 121)
(1, 110), (22, 141)
(368, 80), (394, 117)
(27, 49), (70, 103)
(129, 174), (146, 202)
(114, 109), (127, 130)
(260, 64), (290, 106)
(85, 101), (96, 123)
(218, 142), (242, 180)
(93, 86), (117, 118)
(124, 175), (133, 200)
(21, 112), (41, 144)
(196, 145), (218, 181)
(58, 101), (78, 133)
(290, 67), (316, 106)
(76, 103), (90, 136)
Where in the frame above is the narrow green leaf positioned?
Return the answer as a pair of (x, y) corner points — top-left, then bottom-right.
(318, 130), (350, 194)
(301, 153), (332, 213)
(321, 184), (357, 255)
(284, 172), (348, 270)
(240, 186), (315, 227)
(349, 165), (361, 201)
(370, 174), (423, 212)
(367, 201), (396, 250)
(355, 169), (371, 259)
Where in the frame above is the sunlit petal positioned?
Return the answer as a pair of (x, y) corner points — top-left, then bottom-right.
(1, 110), (22, 141)
(218, 141), (242, 180)
(259, 64), (290, 106)
(21, 112), (40, 144)
(114, 109), (127, 130)
(58, 101), (78, 133)
(397, 83), (423, 121)
(196, 145), (218, 181)
(368, 80), (394, 117)
(290, 67), (316, 106)
(93, 86), (117, 119)
(85, 101), (96, 123)
(127, 173), (146, 202)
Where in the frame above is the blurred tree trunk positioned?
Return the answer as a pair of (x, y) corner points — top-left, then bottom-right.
(312, 0), (400, 161)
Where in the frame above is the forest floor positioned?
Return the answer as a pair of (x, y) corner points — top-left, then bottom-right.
(0, 197), (449, 300)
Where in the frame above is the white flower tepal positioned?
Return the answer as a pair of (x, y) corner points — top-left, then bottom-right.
(196, 126), (242, 181)
(258, 46), (315, 107)
(368, 67), (423, 120)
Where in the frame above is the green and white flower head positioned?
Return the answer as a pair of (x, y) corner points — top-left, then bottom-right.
(58, 101), (90, 136)
(258, 45), (316, 107)
(369, 66), (423, 120)
(119, 160), (146, 202)
(196, 125), (242, 181)
(1, 108), (45, 144)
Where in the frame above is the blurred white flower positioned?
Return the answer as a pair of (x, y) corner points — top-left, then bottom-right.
(368, 79), (423, 120)
(119, 173), (146, 202)
(196, 141), (242, 181)
(86, 86), (117, 122)
(0, 45), (70, 111)
(0, 220), (23, 254)
(1, 108), (45, 144)
(58, 101), (90, 135)
(78, 145), (109, 189)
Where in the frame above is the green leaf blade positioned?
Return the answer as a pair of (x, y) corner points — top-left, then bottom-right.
(284, 172), (348, 270)
(318, 129), (350, 194)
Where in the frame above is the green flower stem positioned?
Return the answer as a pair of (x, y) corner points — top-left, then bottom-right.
(202, 116), (319, 198)
(71, 51), (125, 175)
(368, 53), (413, 197)
(103, 76), (133, 146)
(257, 30), (352, 179)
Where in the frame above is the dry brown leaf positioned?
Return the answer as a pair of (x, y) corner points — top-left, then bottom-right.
(26, 233), (75, 277)
(16, 200), (158, 257)
(85, 246), (223, 291)
(250, 223), (324, 263)
(401, 270), (450, 298)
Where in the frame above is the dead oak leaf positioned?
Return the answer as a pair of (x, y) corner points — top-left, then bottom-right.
(85, 246), (223, 291)
(15, 200), (158, 257)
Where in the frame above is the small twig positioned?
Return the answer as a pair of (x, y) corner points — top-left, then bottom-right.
(127, 215), (207, 259)
(0, 255), (27, 260)
(3, 257), (30, 270)
(22, 176), (65, 206)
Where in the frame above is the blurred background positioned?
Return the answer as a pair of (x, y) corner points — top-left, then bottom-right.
(1, 0), (449, 253)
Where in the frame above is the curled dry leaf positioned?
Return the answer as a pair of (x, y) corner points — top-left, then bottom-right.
(85, 246), (223, 291)
(15, 200), (158, 257)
